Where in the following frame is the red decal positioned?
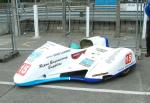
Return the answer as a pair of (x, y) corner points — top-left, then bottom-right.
(17, 63), (31, 76)
(71, 50), (86, 59)
(125, 53), (132, 64)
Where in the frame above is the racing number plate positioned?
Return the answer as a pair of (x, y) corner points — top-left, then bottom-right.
(125, 53), (132, 64)
(17, 63), (31, 76)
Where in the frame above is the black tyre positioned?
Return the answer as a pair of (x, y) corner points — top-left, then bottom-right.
(103, 75), (113, 81)
(120, 68), (130, 77)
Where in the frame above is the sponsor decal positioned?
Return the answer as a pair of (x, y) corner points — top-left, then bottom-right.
(39, 57), (68, 69)
(47, 50), (70, 58)
(79, 58), (94, 67)
(92, 72), (108, 77)
(39, 63), (49, 68)
(27, 51), (42, 62)
(17, 63), (31, 76)
(71, 50), (86, 59)
(49, 57), (67, 64)
(125, 53), (132, 64)
(48, 63), (62, 69)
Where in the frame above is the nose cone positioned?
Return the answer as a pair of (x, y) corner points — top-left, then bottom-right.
(13, 73), (28, 86)
(14, 63), (32, 86)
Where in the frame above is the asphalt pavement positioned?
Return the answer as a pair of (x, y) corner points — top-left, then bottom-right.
(0, 32), (150, 103)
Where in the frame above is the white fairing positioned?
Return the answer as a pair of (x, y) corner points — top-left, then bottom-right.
(14, 41), (71, 84)
(14, 36), (136, 86)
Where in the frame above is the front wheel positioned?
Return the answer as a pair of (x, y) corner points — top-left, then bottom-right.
(103, 75), (113, 81)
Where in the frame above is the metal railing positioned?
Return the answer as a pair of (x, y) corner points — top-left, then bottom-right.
(0, 4), (144, 22)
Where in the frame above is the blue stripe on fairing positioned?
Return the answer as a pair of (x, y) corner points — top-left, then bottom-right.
(16, 63), (136, 86)
(104, 37), (109, 47)
(70, 77), (102, 83)
(15, 77), (70, 86)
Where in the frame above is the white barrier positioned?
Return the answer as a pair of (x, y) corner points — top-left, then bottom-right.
(142, 11), (148, 39)
(33, 5), (39, 38)
(86, 6), (90, 38)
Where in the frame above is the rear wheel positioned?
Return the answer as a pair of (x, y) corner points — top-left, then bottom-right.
(120, 68), (130, 77)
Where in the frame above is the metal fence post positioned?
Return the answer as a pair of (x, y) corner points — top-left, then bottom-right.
(11, 0), (20, 37)
(11, 0), (18, 50)
(115, 0), (120, 38)
(62, 0), (67, 35)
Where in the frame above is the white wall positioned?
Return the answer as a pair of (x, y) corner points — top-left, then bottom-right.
(120, 3), (144, 11)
